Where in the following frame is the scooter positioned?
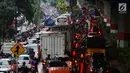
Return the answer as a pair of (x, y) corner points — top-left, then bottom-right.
(31, 65), (38, 73)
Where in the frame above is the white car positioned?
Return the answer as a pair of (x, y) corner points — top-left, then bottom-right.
(27, 44), (40, 59)
(18, 54), (31, 69)
(0, 58), (12, 73)
(27, 39), (37, 44)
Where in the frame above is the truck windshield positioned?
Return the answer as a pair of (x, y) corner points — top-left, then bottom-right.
(87, 36), (105, 48)
(49, 61), (67, 67)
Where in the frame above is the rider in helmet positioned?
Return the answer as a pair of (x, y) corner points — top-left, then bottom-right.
(46, 54), (51, 60)
(21, 62), (28, 73)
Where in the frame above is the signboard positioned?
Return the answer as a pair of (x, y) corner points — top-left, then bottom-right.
(11, 43), (25, 57)
(118, 3), (127, 14)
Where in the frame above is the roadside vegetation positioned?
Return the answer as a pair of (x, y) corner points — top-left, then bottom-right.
(0, 0), (40, 40)
(109, 33), (130, 73)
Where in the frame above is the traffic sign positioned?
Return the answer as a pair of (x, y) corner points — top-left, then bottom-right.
(11, 43), (25, 57)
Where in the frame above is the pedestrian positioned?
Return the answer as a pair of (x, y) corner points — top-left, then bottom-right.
(31, 58), (38, 72)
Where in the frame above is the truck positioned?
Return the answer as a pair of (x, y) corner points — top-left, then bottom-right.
(1, 42), (16, 54)
(40, 31), (67, 59)
(1, 42), (27, 55)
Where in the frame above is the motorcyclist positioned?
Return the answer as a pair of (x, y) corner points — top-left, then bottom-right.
(46, 54), (51, 60)
(21, 62), (28, 73)
(29, 49), (35, 60)
(54, 54), (59, 60)
(31, 58), (38, 72)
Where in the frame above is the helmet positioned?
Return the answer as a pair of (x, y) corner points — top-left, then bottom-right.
(23, 62), (26, 65)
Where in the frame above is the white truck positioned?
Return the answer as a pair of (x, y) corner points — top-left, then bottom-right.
(1, 42), (27, 54)
(40, 31), (66, 59)
(1, 42), (16, 54)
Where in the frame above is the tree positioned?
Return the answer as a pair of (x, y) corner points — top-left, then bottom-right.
(0, 0), (17, 39)
(56, 0), (69, 14)
(16, 0), (34, 22)
(0, 0), (40, 40)
(32, 0), (40, 25)
(16, 0), (41, 25)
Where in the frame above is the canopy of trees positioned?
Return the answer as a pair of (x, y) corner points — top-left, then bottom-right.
(0, 0), (40, 39)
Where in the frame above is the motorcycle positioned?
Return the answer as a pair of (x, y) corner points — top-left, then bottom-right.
(31, 65), (38, 73)
(93, 67), (103, 73)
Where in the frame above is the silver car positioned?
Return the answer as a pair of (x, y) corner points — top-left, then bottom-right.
(0, 58), (12, 73)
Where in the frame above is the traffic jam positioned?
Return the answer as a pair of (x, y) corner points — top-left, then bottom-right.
(0, 2), (119, 73)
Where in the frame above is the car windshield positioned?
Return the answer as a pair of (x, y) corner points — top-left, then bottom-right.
(92, 53), (104, 60)
(49, 61), (67, 67)
(28, 46), (38, 52)
(58, 57), (70, 61)
(87, 36), (105, 48)
(19, 56), (29, 60)
(32, 40), (37, 43)
(0, 60), (11, 65)
(57, 18), (67, 22)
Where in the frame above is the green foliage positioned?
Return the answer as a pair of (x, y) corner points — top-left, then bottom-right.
(0, 0), (17, 38)
(0, 0), (40, 38)
(118, 47), (130, 72)
(56, 0), (69, 14)
(97, 16), (104, 28)
(109, 33), (117, 47)
(32, 0), (40, 25)
(16, 0), (35, 22)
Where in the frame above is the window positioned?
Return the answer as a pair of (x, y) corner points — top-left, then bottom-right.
(28, 46), (38, 52)
(59, 57), (70, 61)
(49, 61), (67, 67)
(57, 18), (67, 22)
(0, 62), (2, 65)
(87, 36), (105, 48)
(0, 60), (9, 65)
(19, 56), (29, 60)
(32, 40), (37, 43)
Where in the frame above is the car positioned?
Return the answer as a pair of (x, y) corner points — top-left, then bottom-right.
(44, 60), (71, 73)
(55, 13), (71, 25)
(0, 58), (13, 73)
(27, 39), (37, 44)
(88, 32), (98, 37)
(26, 44), (41, 59)
(18, 54), (31, 69)
(58, 55), (72, 70)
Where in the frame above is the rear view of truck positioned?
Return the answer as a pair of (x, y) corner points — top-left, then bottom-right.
(1, 42), (16, 54)
(40, 31), (65, 59)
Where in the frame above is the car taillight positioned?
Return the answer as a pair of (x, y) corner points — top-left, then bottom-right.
(69, 61), (72, 67)
(32, 66), (36, 68)
(37, 44), (40, 49)
(49, 67), (69, 70)
(98, 31), (101, 36)
(47, 67), (50, 70)
(10, 65), (15, 70)
(106, 70), (109, 73)
(42, 60), (46, 65)
(37, 51), (40, 55)
(29, 61), (32, 64)
(90, 68), (93, 72)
